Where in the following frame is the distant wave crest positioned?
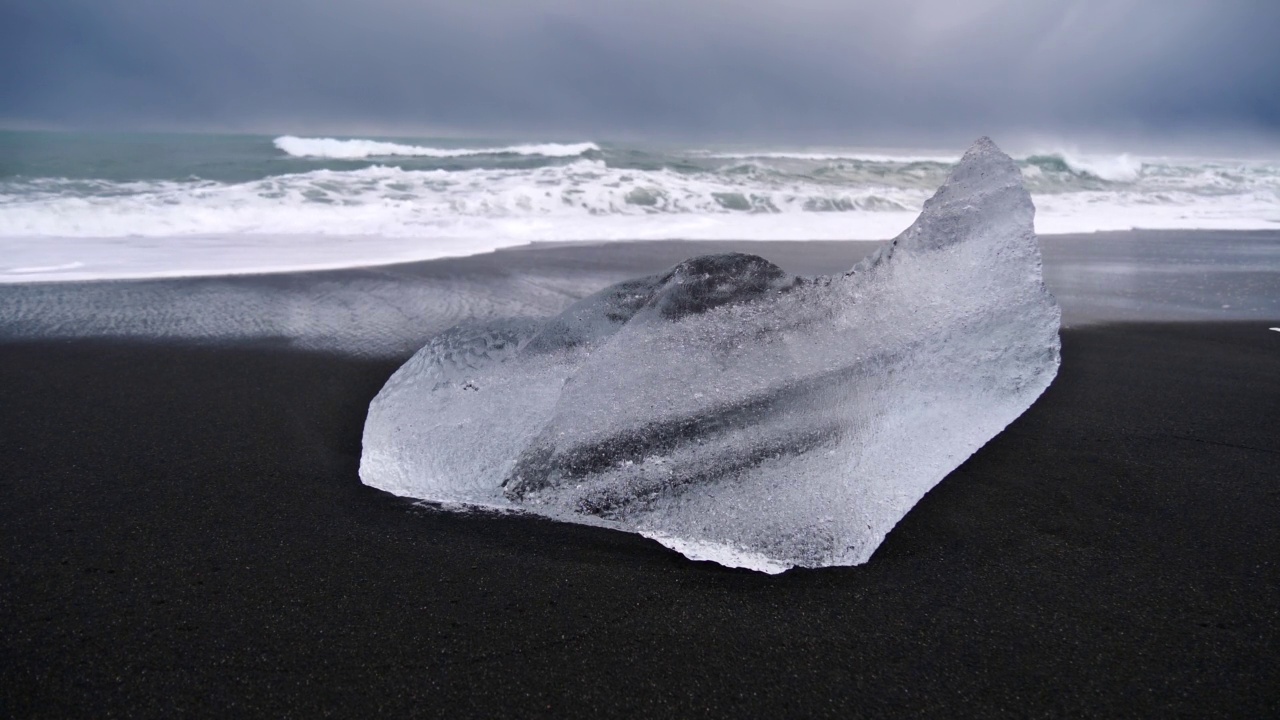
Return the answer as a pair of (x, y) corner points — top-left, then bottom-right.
(709, 148), (1146, 182)
(701, 150), (962, 164)
(273, 136), (599, 160)
(1025, 151), (1144, 182)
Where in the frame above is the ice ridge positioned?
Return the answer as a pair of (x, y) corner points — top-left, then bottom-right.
(359, 137), (1062, 572)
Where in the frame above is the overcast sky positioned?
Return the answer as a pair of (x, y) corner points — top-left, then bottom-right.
(3, 0), (1278, 147)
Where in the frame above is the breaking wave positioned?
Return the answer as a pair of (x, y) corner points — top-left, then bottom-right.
(2, 150), (1278, 244)
(707, 148), (1147, 182)
(0, 160), (927, 240)
(273, 136), (599, 160)
(698, 150), (963, 164)
(1025, 151), (1144, 182)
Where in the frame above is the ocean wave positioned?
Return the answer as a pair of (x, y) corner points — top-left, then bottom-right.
(705, 148), (1148, 183)
(700, 150), (962, 164)
(273, 136), (600, 160)
(4, 132), (1276, 284)
(1025, 151), (1144, 182)
(0, 161), (931, 239)
(1, 155), (1275, 242)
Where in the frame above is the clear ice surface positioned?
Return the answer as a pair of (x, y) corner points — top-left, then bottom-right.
(359, 138), (1061, 572)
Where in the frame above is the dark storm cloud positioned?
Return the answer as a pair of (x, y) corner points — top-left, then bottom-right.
(2, 0), (1277, 143)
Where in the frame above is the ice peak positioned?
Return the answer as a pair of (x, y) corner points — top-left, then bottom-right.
(851, 137), (1034, 274)
(941, 136), (1027, 197)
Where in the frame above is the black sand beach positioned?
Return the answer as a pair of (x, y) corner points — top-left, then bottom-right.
(2, 236), (1279, 716)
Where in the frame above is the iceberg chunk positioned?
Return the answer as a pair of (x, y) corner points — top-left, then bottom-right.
(359, 137), (1061, 572)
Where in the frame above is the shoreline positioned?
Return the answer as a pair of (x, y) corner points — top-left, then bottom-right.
(2, 228), (1279, 286)
(0, 231), (1277, 356)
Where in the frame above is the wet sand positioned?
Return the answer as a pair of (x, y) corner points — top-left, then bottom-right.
(1, 233), (1278, 716)
(2, 231), (1278, 356)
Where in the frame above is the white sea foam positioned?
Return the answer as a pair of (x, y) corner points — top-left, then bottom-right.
(4, 159), (1275, 240)
(0, 161), (931, 241)
(1, 147), (1277, 282)
(1037, 150), (1145, 182)
(699, 149), (963, 164)
(7, 261), (86, 274)
(273, 136), (599, 159)
(711, 147), (1151, 182)
(0, 233), (539, 283)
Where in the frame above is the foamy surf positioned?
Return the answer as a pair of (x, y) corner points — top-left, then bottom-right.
(1035, 150), (1143, 182)
(273, 136), (599, 159)
(1, 131), (1277, 282)
(6, 261), (86, 275)
(0, 233), (526, 283)
(697, 150), (964, 164)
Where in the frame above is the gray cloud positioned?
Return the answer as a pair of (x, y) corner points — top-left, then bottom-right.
(3, 0), (1278, 144)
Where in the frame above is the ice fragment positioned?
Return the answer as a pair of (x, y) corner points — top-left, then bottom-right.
(359, 137), (1061, 571)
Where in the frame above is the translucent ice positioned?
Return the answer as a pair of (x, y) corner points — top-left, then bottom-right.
(359, 138), (1061, 572)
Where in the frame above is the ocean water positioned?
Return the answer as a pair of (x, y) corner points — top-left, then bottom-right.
(1, 130), (1277, 282)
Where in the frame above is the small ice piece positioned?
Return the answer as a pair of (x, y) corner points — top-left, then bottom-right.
(360, 137), (1062, 571)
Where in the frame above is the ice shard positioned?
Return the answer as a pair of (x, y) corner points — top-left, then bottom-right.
(359, 137), (1061, 572)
